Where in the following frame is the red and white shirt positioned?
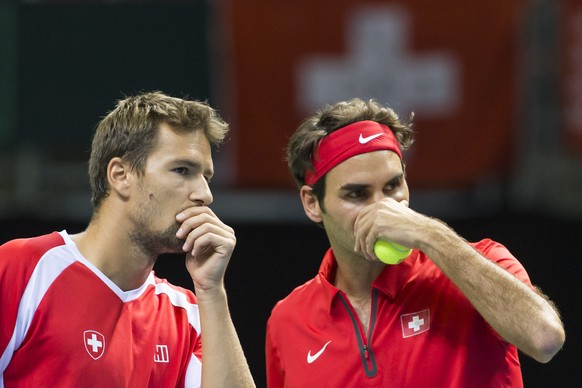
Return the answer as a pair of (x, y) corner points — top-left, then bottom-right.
(0, 231), (202, 387)
(266, 239), (532, 388)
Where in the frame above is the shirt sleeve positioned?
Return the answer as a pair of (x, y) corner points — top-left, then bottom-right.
(183, 351), (202, 388)
(182, 298), (203, 388)
(0, 233), (68, 377)
(473, 238), (533, 288)
(0, 238), (33, 374)
(265, 317), (285, 388)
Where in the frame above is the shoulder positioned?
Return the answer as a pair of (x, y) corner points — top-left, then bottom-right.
(470, 238), (510, 255)
(0, 232), (65, 273)
(269, 275), (321, 321)
(470, 238), (521, 267)
(0, 232), (65, 257)
(470, 238), (532, 286)
(0, 232), (72, 344)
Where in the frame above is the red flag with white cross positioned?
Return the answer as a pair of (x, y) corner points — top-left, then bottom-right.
(400, 309), (430, 338)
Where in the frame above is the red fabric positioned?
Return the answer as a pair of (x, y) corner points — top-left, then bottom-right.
(0, 232), (201, 387)
(226, 0), (525, 189)
(562, 0), (582, 153)
(266, 239), (530, 387)
(305, 121), (402, 185)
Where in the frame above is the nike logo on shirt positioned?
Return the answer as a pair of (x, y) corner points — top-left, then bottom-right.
(307, 340), (332, 364)
(359, 132), (383, 144)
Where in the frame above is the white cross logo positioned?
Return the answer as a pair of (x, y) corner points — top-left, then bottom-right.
(84, 330), (106, 360)
(87, 333), (103, 353)
(401, 309), (430, 338)
(408, 315), (425, 332)
(297, 6), (459, 118)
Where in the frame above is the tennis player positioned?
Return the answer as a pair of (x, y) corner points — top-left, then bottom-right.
(0, 92), (255, 387)
(266, 98), (565, 387)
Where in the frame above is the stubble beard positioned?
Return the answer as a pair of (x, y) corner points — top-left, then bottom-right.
(129, 198), (185, 257)
(129, 181), (188, 256)
(129, 221), (185, 257)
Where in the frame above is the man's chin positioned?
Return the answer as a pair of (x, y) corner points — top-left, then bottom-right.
(157, 228), (186, 254)
(161, 237), (186, 254)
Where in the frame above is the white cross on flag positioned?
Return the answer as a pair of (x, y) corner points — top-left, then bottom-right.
(84, 330), (106, 360)
(400, 309), (430, 338)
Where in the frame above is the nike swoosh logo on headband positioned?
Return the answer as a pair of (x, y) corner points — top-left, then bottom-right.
(359, 132), (383, 144)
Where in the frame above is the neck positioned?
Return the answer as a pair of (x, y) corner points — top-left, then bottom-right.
(333, 250), (384, 299)
(71, 213), (157, 292)
(333, 252), (383, 334)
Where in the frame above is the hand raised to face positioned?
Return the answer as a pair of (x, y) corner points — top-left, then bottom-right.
(176, 206), (236, 294)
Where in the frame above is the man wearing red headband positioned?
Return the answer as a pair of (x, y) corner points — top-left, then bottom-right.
(265, 99), (565, 387)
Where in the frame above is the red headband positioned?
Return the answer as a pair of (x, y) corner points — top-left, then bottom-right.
(305, 120), (402, 185)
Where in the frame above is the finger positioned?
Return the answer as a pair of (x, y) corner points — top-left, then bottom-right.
(176, 207), (214, 233)
(354, 202), (384, 253)
(189, 232), (235, 259)
(355, 199), (404, 259)
(353, 210), (371, 256)
(177, 204), (216, 218)
(181, 222), (235, 253)
(176, 208), (205, 238)
(176, 213), (207, 240)
(176, 209), (233, 240)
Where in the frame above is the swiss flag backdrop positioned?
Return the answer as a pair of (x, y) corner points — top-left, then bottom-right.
(223, 0), (526, 190)
(563, 0), (582, 154)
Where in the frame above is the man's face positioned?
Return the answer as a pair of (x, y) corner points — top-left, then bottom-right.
(318, 150), (409, 260)
(128, 123), (214, 255)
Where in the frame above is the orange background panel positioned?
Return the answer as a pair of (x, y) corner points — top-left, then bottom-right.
(563, 0), (582, 154)
(226, 0), (525, 190)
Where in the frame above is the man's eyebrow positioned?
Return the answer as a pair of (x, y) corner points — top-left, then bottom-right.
(172, 159), (200, 168)
(388, 172), (404, 184)
(172, 159), (214, 177)
(339, 183), (369, 192)
(339, 172), (404, 191)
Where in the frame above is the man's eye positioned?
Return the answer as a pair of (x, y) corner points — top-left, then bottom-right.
(385, 177), (403, 192)
(174, 167), (189, 175)
(347, 190), (365, 199)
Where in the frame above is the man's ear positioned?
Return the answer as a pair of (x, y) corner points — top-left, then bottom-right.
(300, 185), (322, 223)
(107, 157), (132, 199)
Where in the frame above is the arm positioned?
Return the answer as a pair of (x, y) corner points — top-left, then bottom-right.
(354, 199), (565, 363)
(176, 208), (255, 388)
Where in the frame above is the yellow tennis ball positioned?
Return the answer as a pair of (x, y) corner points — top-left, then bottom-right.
(373, 240), (412, 265)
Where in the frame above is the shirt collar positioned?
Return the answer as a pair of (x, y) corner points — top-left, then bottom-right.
(372, 250), (418, 298)
(317, 248), (418, 313)
(317, 249), (340, 313)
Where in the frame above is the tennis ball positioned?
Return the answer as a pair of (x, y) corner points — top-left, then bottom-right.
(373, 240), (411, 265)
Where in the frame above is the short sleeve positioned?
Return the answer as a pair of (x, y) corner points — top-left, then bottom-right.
(472, 238), (533, 288)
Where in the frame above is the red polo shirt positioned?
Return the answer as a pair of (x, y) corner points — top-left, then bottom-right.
(266, 239), (530, 387)
(0, 231), (203, 387)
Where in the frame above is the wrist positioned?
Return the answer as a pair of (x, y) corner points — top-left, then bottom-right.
(417, 218), (462, 257)
(194, 284), (227, 303)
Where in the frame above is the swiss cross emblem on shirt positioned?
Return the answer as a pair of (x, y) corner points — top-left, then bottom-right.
(400, 309), (430, 338)
(84, 330), (106, 360)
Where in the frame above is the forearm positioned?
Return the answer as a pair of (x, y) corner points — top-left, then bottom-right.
(418, 220), (565, 363)
(196, 286), (255, 388)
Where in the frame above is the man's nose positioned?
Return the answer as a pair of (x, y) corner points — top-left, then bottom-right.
(371, 189), (406, 204)
(190, 178), (213, 206)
